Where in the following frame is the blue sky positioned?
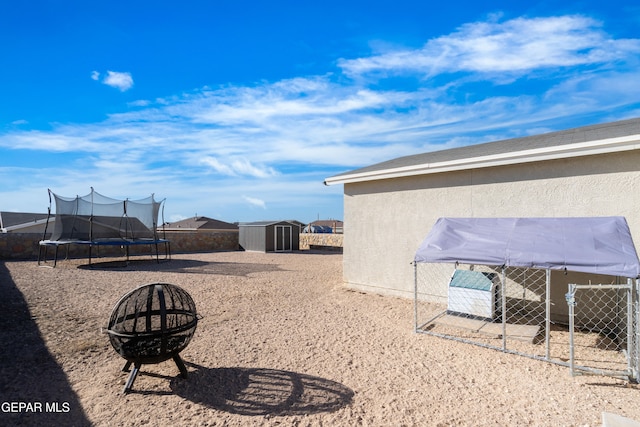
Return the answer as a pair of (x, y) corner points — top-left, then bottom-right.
(1, 1), (640, 224)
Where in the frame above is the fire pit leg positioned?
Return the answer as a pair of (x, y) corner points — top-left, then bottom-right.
(123, 362), (141, 394)
(173, 355), (188, 379)
(122, 361), (132, 372)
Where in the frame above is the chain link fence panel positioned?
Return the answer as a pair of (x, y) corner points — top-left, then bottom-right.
(415, 262), (639, 381)
(567, 281), (636, 379)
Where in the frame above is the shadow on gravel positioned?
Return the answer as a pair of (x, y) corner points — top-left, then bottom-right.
(79, 258), (285, 276)
(0, 261), (91, 427)
(170, 363), (354, 416)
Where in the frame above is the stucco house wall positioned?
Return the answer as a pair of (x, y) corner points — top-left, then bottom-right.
(338, 137), (640, 308)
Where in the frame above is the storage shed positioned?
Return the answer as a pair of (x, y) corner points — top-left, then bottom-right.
(239, 220), (301, 252)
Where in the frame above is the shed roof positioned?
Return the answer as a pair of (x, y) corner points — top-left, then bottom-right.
(325, 117), (640, 185)
(239, 220), (301, 227)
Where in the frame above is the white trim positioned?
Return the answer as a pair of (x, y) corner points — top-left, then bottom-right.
(325, 134), (640, 185)
(3, 218), (51, 232)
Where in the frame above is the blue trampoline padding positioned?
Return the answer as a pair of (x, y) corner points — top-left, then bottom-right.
(449, 270), (496, 291)
(40, 238), (169, 246)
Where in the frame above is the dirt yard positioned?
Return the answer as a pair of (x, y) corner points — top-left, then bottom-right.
(2, 251), (640, 426)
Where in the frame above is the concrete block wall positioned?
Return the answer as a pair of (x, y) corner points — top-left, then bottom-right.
(299, 233), (344, 251)
(0, 233), (43, 260)
(0, 231), (344, 260)
(166, 232), (239, 253)
(0, 231), (240, 260)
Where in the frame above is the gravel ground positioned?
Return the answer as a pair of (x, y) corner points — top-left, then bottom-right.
(2, 251), (640, 426)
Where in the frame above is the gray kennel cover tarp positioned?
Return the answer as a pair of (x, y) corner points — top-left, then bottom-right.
(415, 217), (640, 278)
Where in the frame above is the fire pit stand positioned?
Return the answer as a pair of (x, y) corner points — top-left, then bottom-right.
(106, 283), (199, 393)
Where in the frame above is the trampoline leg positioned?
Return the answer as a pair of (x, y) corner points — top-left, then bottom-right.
(123, 363), (141, 394)
(173, 354), (188, 379)
(36, 244), (64, 268)
(38, 245), (48, 266)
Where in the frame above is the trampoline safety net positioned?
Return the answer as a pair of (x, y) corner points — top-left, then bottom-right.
(48, 189), (162, 241)
(39, 188), (169, 266)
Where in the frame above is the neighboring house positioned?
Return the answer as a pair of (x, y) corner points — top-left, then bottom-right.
(239, 220), (301, 252)
(324, 117), (640, 313)
(163, 216), (238, 232)
(306, 219), (344, 234)
(160, 215), (239, 253)
(0, 212), (50, 234)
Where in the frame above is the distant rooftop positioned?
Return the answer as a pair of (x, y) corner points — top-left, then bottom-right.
(164, 216), (238, 231)
(310, 219), (343, 227)
(1, 211), (49, 231)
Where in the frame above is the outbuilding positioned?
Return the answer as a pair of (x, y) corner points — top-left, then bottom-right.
(239, 220), (301, 252)
(324, 117), (640, 300)
(325, 117), (640, 380)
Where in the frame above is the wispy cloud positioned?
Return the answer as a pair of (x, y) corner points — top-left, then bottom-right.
(243, 195), (266, 209)
(2, 14), (640, 221)
(339, 15), (640, 79)
(200, 156), (278, 178)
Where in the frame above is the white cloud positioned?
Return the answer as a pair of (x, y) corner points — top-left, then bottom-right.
(2, 13), (640, 222)
(231, 158), (278, 178)
(128, 99), (151, 107)
(91, 71), (100, 81)
(102, 71), (134, 91)
(200, 156), (278, 178)
(192, 83), (392, 125)
(243, 195), (266, 209)
(200, 156), (235, 175)
(339, 15), (640, 78)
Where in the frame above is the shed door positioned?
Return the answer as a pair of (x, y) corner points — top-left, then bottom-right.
(275, 225), (292, 252)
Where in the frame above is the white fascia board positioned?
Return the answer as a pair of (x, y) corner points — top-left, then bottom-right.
(324, 135), (640, 185)
(4, 218), (50, 232)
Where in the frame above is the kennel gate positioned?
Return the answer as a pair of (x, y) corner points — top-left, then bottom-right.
(566, 280), (639, 381)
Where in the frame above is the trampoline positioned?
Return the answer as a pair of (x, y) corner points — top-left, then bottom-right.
(38, 188), (170, 267)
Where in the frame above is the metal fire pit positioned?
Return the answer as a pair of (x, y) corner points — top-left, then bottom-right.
(106, 283), (199, 393)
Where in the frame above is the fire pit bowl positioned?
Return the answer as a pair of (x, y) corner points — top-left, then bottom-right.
(106, 283), (199, 393)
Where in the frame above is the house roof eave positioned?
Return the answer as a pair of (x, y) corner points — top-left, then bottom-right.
(324, 134), (640, 186)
